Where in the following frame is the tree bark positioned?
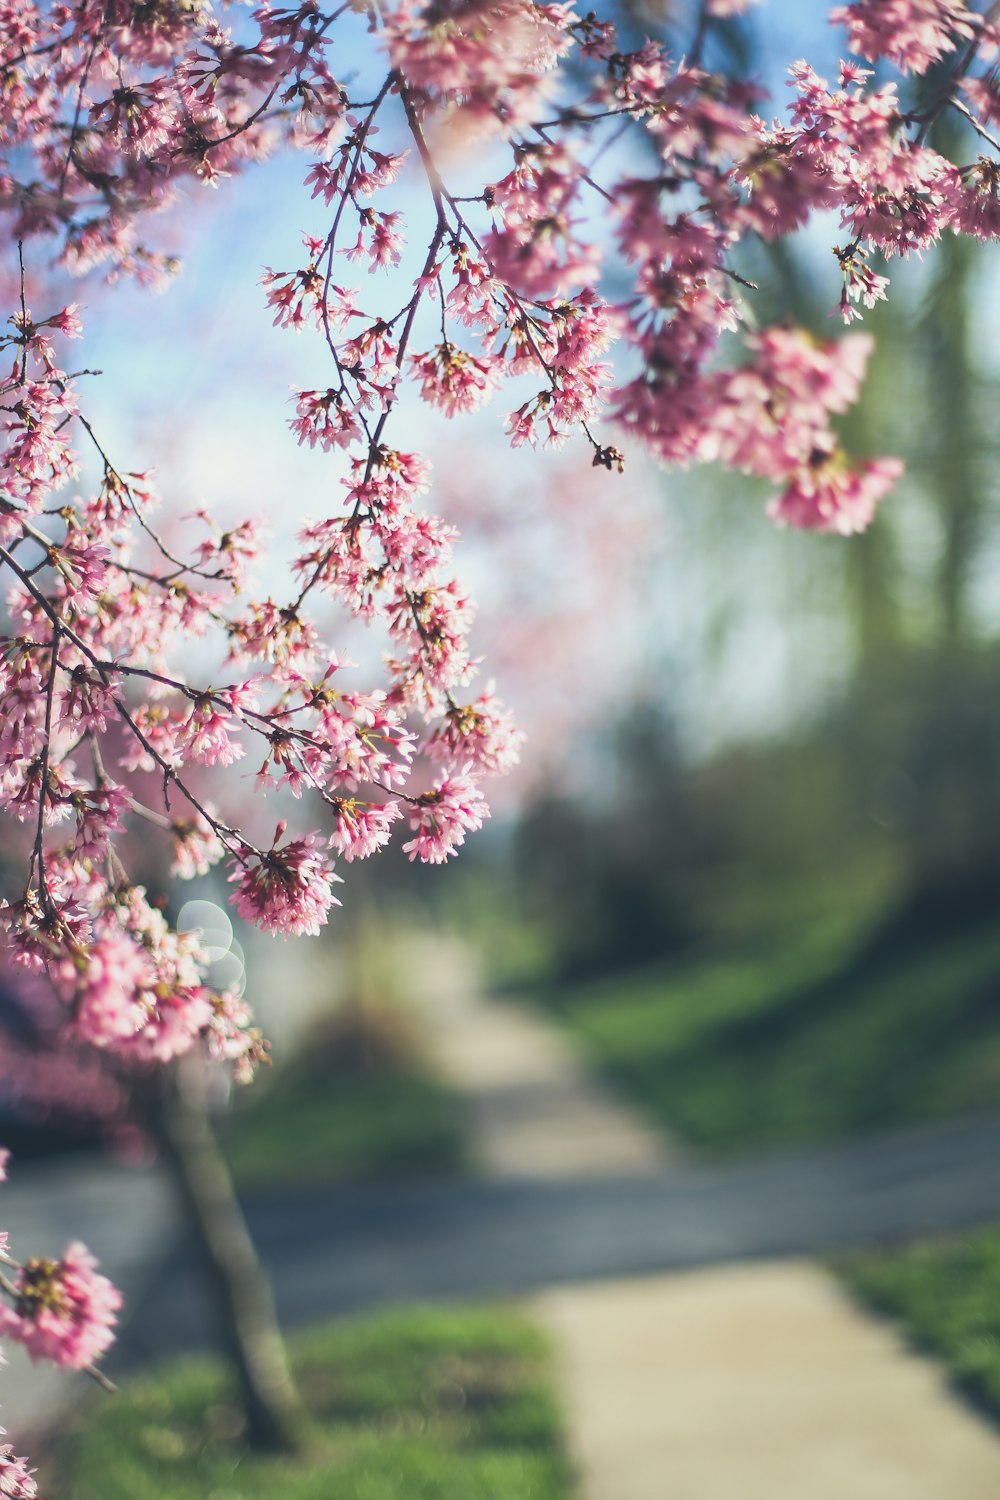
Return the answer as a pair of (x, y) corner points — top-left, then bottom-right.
(145, 1063), (306, 1454)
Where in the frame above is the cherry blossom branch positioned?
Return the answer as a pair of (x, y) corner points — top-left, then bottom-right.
(29, 623), (61, 903)
(0, 541), (259, 857)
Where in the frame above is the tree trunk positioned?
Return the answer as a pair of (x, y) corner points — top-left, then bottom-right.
(919, 236), (976, 648)
(146, 1063), (306, 1454)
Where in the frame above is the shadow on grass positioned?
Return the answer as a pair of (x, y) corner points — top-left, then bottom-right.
(840, 1223), (1000, 1432)
(525, 892), (1000, 1156)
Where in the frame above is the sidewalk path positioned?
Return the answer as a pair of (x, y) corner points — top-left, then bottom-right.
(537, 1263), (1000, 1500)
(402, 934), (675, 1177)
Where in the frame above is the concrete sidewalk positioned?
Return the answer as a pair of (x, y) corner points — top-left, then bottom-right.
(537, 1262), (1000, 1500)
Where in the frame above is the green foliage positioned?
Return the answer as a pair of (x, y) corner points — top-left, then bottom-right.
(843, 1227), (1000, 1419)
(45, 1306), (572, 1500)
(225, 1005), (467, 1188)
(537, 917), (1000, 1154)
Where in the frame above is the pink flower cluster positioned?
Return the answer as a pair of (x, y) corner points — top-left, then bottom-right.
(0, 1151), (120, 1496)
(231, 825), (341, 937)
(700, 328), (905, 531)
(383, 0), (575, 137)
(0, 1445), (38, 1499)
(403, 768), (491, 864)
(2, 1242), (120, 1371)
(831, 0), (979, 74)
(2, 0), (1000, 1084)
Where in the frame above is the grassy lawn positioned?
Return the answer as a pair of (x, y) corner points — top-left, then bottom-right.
(44, 1304), (572, 1500)
(225, 1004), (467, 1189)
(842, 1226), (1000, 1421)
(531, 917), (1000, 1154)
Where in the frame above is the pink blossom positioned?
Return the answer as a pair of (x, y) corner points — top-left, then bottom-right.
(768, 455), (904, 535)
(484, 143), (599, 299)
(411, 344), (502, 416)
(403, 768), (490, 864)
(699, 327), (876, 486)
(170, 816), (225, 879)
(69, 781), (132, 862)
(1, 381), (80, 509)
(58, 666), (120, 735)
(948, 158), (1000, 240)
(831, 0), (977, 75)
(177, 696), (245, 767)
(290, 388), (362, 451)
(835, 245), (890, 323)
(190, 514), (265, 588)
(381, 0), (574, 137)
(962, 75), (1000, 128)
(230, 826), (341, 936)
(738, 125), (843, 238)
(124, 985), (215, 1064)
(89, 82), (172, 157)
(262, 256), (325, 332)
(204, 989), (269, 1083)
(328, 798), (402, 861)
(424, 690), (525, 775)
(3, 1241), (121, 1370)
(58, 932), (149, 1047)
(0, 1445), (38, 1498)
(345, 210), (406, 271)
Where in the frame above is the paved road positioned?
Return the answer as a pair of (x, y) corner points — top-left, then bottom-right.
(117, 1109), (1000, 1370)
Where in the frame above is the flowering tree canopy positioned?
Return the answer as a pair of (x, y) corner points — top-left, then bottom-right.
(1, 0), (1000, 1478)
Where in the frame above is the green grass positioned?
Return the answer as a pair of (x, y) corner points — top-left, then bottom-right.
(44, 1304), (571, 1500)
(532, 917), (1000, 1154)
(842, 1226), (1000, 1421)
(225, 1005), (467, 1189)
